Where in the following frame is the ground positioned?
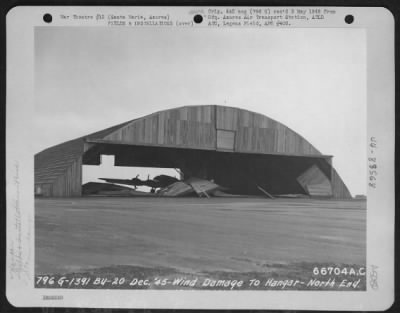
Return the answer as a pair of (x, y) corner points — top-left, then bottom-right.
(35, 197), (366, 290)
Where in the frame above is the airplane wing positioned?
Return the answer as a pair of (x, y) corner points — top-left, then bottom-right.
(99, 178), (142, 186)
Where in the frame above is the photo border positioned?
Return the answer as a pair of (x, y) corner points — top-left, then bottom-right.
(4, 4), (396, 311)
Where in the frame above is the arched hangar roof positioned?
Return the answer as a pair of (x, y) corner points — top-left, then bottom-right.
(88, 105), (323, 156)
(34, 105), (351, 198)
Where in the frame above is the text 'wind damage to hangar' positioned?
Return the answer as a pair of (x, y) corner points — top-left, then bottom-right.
(34, 105), (352, 199)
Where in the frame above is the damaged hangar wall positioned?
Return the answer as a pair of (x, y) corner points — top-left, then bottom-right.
(34, 105), (352, 198)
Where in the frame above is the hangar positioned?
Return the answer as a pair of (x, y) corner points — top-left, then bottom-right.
(34, 105), (351, 198)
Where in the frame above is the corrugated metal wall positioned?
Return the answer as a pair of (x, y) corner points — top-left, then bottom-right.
(35, 139), (84, 197)
(34, 121), (131, 197)
(104, 106), (216, 150)
(104, 105), (321, 156)
(331, 167), (352, 199)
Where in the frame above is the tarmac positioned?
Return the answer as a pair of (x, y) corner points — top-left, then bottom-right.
(35, 197), (366, 275)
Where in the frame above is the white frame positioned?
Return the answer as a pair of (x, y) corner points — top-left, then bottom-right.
(6, 6), (395, 310)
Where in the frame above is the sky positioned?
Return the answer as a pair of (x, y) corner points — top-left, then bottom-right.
(35, 26), (366, 195)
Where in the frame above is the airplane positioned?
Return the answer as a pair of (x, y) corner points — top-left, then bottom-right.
(99, 175), (144, 189)
(99, 174), (179, 190)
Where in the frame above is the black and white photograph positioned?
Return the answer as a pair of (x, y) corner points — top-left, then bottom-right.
(34, 19), (367, 290)
(6, 6), (395, 310)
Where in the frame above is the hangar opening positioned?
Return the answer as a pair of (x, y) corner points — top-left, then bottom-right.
(82, 155), (182, 195)
(34, 105), (352, 199)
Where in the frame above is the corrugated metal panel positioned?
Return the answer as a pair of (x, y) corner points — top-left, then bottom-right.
(232, 108), (321, 156)
(103, 106), (216, 150)
(216, 106), (239, 130)
(297, 165), (333, 197)
(217, 130), (235, 150)
(34, 138), (84, 197)
(331, 167), (352, 199)
(34, 121), (131, 197)
(50, 157), (82, 197)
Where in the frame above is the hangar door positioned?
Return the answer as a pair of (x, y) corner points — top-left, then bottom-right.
(297, 165), (333, 197)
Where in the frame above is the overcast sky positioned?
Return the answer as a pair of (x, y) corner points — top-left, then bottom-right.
(35, 26), (366, 195)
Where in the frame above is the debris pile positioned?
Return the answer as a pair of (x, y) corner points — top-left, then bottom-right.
(84, 174), (287, 199)
(159, 177), (222, 197)
(159, 181), (195, 197)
